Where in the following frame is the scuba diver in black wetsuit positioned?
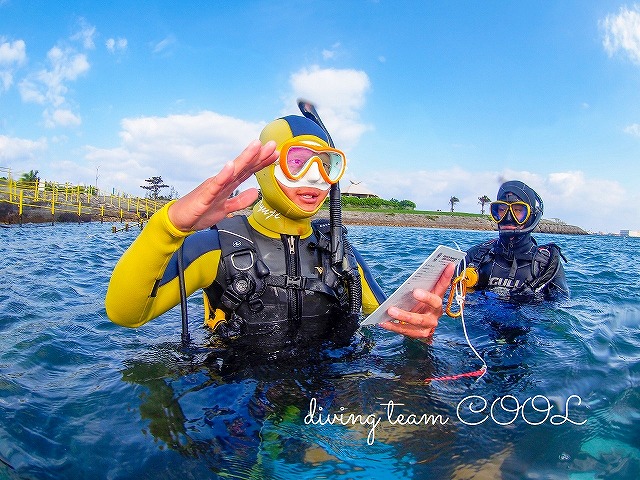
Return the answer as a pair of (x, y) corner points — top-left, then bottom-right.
(463, 180), (568, 301)
(106, 102), (456, 358)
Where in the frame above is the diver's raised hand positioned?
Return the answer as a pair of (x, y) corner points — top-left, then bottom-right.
(168, 140), (278, 232)
(380, 263), (456, 340)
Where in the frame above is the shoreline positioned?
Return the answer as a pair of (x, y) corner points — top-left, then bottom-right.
(316, 209), (588, 235)
(0, 203), (588, 235)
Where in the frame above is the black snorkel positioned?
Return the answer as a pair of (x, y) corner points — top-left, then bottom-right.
(297, 99), (362, 319)
(297, 99), (344, 267)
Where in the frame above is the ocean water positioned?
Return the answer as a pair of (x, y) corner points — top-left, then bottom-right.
(0, 222), (638, 479)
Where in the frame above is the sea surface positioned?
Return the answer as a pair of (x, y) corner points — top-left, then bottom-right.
(0, 222), (638, 479)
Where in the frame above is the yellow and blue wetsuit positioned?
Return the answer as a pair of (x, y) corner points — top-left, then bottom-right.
(105, 201), (386, 348)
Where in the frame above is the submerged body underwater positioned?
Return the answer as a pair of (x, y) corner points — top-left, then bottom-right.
(1, 223), (638, 479)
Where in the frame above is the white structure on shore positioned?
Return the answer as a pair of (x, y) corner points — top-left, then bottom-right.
(620, 230), (640, 237)
(342, 180), (378, 198)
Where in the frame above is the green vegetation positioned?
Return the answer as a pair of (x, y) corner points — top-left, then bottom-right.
(340, 196), (416, 210)
(317, 194), (488, 219)
(19, 170), (40, 183)
(41, 181), (97, 196)
(352, 207), (487, 218)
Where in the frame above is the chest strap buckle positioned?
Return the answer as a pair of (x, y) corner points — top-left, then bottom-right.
(284, 276), (305, 289)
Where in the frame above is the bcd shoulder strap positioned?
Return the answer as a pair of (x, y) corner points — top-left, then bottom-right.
(470, 239), (497, 267)
(529, 243), (566, 291)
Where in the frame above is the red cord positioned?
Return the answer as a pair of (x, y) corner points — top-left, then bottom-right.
(424, 366), (487, 382)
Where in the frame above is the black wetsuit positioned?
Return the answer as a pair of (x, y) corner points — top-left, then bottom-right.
(465, 232), (567, 300)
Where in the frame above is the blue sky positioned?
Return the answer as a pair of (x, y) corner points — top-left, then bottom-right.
(1, 1), (639, 233)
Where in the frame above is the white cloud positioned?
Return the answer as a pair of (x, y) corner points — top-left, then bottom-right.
(0, 38), (26, 65)
(71, 18), (96, 50)
(83, 111), (266, 196)
(0, 38), (26, 92)
(601, 5), (640, 63)
(13, 20), (94, 127)
(47, 46), (90, 85)
(80, 66), (372, 198)
(322, 43), (341, 60)
(152, 35), (176, 55)
(19, 45), (89, 126)
(0, 71), (12, 91)
(286, 65), (373, 149)
(624, 123), (640, 136)
(0, 135), (48, 164)
(322, 49), (335, 60)
(66, 103), (634, 233)
(18, 77), (46, 103)
(44, 108), (82, 128)
(106, 37), (128, 54)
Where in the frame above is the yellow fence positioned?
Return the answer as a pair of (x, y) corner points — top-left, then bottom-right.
(0, 169), (165, 224)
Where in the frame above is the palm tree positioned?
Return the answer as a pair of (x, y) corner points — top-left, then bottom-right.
(449, 196), (459, 212)
(478, 195), (491, 214)
(20, 170), (39, 183)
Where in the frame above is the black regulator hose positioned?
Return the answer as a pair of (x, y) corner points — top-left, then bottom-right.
(343, 239), (363, 316)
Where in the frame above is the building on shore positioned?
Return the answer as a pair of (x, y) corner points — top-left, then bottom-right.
(620, 230), (640, 237)
(342, 180), (378, 198)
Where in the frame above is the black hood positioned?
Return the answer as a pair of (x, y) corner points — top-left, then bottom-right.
(497, 180), (544, 236)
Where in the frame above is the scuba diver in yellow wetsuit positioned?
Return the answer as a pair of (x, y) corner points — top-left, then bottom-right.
(463, 180), (568, 301)
(106, 102), (455, 357)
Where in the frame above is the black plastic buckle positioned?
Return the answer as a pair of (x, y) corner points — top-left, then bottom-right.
(284, 276), (304, 289)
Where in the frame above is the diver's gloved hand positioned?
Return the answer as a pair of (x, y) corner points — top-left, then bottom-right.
(380, 263), (456, 340)
(168, 140), (278, 232)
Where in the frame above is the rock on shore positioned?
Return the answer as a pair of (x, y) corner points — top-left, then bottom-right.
(317, 209), (588, 235)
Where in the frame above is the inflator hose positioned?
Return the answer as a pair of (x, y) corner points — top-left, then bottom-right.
(177, 244), (190, 346)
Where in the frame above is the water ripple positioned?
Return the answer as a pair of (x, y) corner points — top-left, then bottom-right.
(0, 224), (638, 479)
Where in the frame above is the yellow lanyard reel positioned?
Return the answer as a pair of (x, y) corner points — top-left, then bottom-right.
(446, 265), (479, 318)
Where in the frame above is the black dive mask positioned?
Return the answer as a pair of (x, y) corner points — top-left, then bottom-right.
(495, 181), (543, 236)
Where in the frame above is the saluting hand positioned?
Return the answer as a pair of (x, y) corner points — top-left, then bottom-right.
(168, 140), (278, 232)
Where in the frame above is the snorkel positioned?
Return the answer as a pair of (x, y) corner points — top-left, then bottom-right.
(297, 100), (344, 267)
(297, 99), (362, 318)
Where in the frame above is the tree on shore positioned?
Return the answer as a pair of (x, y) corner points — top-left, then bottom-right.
(141, 176), (169, 200)
(478, 195), (491, 214)
(19, 170), (40, 183)
(449, 196), (459, 212)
